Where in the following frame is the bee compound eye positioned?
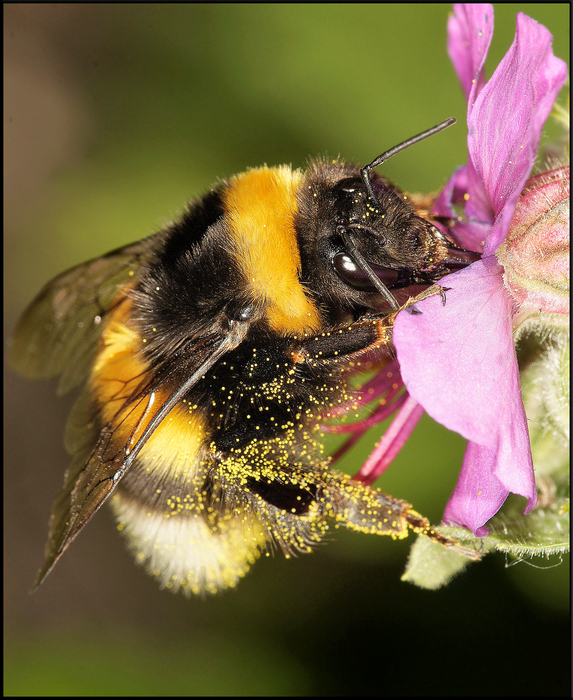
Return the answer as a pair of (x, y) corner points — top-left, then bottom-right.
(335, 177), (363, 194)
(332, 252), (399, 291)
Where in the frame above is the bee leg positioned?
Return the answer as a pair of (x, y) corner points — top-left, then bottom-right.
(290, 284), (449, 370)
(397, 284), (447, 316)
(290, 315), (395, 368)
(325, 473), (481, 560)
(213, 315), (399, 457)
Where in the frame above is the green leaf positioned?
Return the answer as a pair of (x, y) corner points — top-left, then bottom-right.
(401, 526), (485, 590)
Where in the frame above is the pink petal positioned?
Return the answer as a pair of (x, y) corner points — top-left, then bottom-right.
(393, 257), (523, 450)
(432, 165), (489, 252)
(448, 4), (493, 102)
(444, 427), (537, 536)
(467, 13), (568, 255)
(394, 258), (537, 532)
(443, 441), (511, 536)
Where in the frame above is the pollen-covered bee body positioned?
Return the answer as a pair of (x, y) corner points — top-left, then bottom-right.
(95, 165), (407, 595)
(12, 128), (481, 595)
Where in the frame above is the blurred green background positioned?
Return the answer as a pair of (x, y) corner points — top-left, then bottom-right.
(4, 4), (569, 696)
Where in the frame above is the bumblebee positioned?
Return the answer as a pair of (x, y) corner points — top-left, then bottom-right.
(11, 118), (480, 595)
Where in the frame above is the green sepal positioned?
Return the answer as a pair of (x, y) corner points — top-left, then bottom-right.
(402, 493), (569, 590)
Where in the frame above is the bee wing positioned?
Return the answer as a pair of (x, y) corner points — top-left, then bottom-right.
(10, 236), (160, 395)
(34, 321), (251, 589)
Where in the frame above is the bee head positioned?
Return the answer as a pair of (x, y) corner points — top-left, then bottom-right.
(296, 119), (480, 320)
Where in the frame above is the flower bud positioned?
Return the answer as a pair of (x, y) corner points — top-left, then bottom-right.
(497, 167), (570, 322)
(520, 331), (570, 478)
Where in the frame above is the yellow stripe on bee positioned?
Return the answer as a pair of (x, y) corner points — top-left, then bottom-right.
(91, 298), (206, 480)
(224, 166), (321, 334)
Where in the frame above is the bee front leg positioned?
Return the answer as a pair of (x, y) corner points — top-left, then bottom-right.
(291, 284), (448, 371)
(289, 315), (395, 369)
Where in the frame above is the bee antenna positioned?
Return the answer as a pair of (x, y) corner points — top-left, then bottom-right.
(360, 117), (456, 209)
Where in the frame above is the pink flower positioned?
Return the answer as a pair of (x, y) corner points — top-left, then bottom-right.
(391, 4), (568, 535)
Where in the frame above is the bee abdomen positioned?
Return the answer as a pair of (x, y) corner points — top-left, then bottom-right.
(110, 488), (267, 595)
